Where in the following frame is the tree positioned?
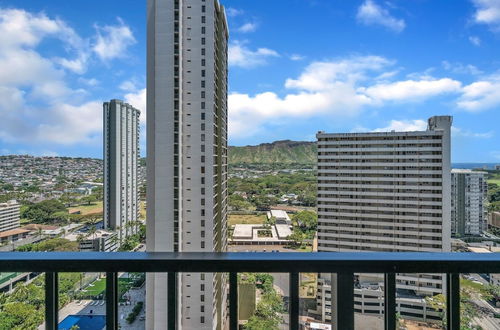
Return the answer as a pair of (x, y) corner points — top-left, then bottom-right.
(81, 194), (97, 206)
(287, 229), (306, 248)
(293, 210), (317, 230)
(21, 199), (67, 223)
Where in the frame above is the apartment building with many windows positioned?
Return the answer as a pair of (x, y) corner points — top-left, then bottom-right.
(103, 99), (140, 242)
(451, 169), (488, 236)
(313, 116), (452, 324)
(146, 0), (229, 329)
(0, 200), (20, 233)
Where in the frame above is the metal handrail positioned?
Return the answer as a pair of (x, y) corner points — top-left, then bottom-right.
(1, 252), (499, 330)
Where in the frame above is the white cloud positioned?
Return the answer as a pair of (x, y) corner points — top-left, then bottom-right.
(471, 0), (500, 30)
(120, 80), (137, 92)
(372, 119), (428, 132)
(356, 0), (406, 32)
(290, 54), (305, 61)
(457, 76), (500, 111)
(368, 120), (493, 138)
(92, 18), (136, 61)
(469, 35), (482, 46)
(442, 61), (483, 75)
(228, 55), (499, 139)
(237, 22), (258, 33)
(360, 78), (462, 102)
(0, 8), (105, 145)
(230, 56), (394, 137)
(226, 8), (243, 17)
(124, 88), (146, 124)
(228, 41), (279, 68)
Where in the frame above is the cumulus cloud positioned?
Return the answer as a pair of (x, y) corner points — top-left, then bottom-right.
(471, 0), (500, 30)
(361, 78), (462, 103)
(458, 76), (500, 111)
(229, 54), (500, 139)
(229, 56), (461, 138)
(237, 22), (258, 33)
(92, 18), (136, 61)
(372, 119), (428, 132)
(367, 119), (493, 138)
(228, 41), (279, 68)
(124, 88), (146, 124)
(356, 0), (406, 32)
(0, 7), (128, 145)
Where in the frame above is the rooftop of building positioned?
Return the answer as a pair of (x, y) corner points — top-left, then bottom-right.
(0, 200), (19, 208)
(0, 228), (30, 239)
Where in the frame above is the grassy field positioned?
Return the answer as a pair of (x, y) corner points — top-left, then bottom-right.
(489, 179), (500, 186)
(68, 201), (103, 215)
(83, 277), (135, 298)
(228, 214), (267, 225)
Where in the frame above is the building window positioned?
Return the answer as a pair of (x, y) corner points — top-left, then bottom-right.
(201, 316), (205, 323)
(201, 69), (205, 77)
(201, 48), (205, 56)
(201, 241), (205, 248)
(201, 59), (206, 66)
(201, 284), (205, 291)
(201, 26), (206, 34)
(201, 80), (205, 87)
(201, 16), (205, 23)
(201, 112), (205, 120)
(202, 5), (205, 12)
(201, 37), (205, 45)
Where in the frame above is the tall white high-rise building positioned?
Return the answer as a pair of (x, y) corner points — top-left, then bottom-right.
(451, 169), (488, 236)
(313, 116), (452, 324)
(103, 99), (140, 242)
(146, 0), (229, 329)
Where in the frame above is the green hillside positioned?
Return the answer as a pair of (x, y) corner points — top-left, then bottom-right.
(228, 140), (316, 165)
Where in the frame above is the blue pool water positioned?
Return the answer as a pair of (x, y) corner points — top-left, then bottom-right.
(58, 315), (106, 330)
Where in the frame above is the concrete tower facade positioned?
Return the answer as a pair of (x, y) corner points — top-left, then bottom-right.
(313, 116), (452, 324)
(103, 99), (140, 242)
(146, 0), (229, 329)
(451, 169), (488, 236)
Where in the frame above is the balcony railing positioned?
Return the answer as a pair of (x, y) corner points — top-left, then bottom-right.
(1, 252), (500, 330)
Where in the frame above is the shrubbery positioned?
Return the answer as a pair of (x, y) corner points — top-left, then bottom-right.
(126, 301), (144, 324)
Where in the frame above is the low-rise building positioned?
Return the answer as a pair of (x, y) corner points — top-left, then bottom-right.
(267, 209), (291, 225)
(66, 229), (118, 252)
(231, 224), (292, 245)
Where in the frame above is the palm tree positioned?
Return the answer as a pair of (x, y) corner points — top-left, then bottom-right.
(87, 225), (97, 241)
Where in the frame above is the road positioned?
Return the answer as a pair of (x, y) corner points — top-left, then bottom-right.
(0, 235), (44, 251)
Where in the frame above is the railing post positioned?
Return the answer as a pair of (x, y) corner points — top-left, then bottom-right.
(384, 273), (396, 330)
(229, 272), (238, 330)
(446, 273), (460, 330)
(106, 272), (118, 330)
(168, 272), (177, 330)
(45, 272), (58, 330)
(337, 272), (354, 330)
(290, 272), (299, 330)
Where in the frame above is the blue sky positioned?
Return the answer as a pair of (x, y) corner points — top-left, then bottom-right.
(0, 0), (499, 162)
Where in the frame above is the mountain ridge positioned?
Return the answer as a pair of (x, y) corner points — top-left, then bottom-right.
(228, 140), (316, 164)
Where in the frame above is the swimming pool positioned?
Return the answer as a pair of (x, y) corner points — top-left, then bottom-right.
(58, 315), (106, 330)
